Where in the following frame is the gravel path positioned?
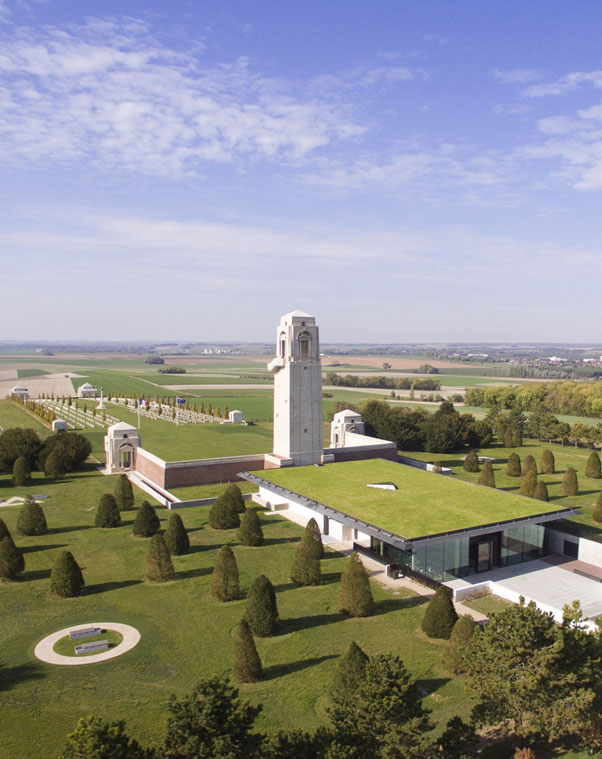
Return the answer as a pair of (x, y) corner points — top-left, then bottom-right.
(34, 622), (140, 666)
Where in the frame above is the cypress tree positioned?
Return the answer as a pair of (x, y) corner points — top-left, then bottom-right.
(463, 450), (480, 473)
(224, 483), (246, 514)
(563, 467), (579, 496)
(132, 501), (160, 537)
(290, 535), (322, 586)
(95, 493), (121, 528)
(211, 545), (239, 601)
(540, 449), (555, 474)
(304, 517), (324, 559)
(208, 494), (240, 530)
(330, 641), (369, 703)
(338, 552), (374, 617)
(593, 491), (602, 524)
(585, 451), (602, 479)
(0, 536), (25, 580)
(114, 473), (135, 511)
(478, 461), (495, 488)
(519, 470), (537, 497)
(237, 509), (264, 547)
(232, 619), (262, 683)
(12, 456), (31, 486)
(50, 551), (84, 597)
(0, 516), (12, 542)
(444, 615), (476, 673)
(44, 448), (65, 480)
(503, 429), (513, 448)
(146, 534), (174, 582)
(506, 452), (521, 477)
(17, 497), (48, 536)
(521, 455), (537, 476)
(421, 586), (458, 639)
(164, 512), (190, 555)
(244, 574), (278, 636)
(533, 480), (549, 502)
(511, 428), (523, 447)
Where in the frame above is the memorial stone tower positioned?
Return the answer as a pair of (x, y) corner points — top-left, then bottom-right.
(267, 310), (323, 466)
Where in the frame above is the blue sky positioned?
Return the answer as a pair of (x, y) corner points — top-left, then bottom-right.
(2, 0), (602, 343)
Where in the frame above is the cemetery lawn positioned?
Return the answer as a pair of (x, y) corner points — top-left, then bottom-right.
(0, 469), (475, 759)
(53, 629), (123, 656)
(0, 400), (50, 434)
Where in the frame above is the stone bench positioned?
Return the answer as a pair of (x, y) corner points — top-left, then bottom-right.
(75, 639), (109, 654)
(70, 627), (101, 640)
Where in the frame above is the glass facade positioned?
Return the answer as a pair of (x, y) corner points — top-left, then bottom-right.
(369, 537), (411, 567)
(410, 537), (470, 581)
(500, 523), (546, 567)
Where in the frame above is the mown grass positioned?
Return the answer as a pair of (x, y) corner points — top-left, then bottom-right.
(53, 629), (123, 657)
(0, 400), (50, 434)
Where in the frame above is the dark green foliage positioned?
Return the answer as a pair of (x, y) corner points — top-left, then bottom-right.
(211, 545), (239, 600)
(563, 466), (579, 496)
(540, 449), (555, 474)
(95, 494), (121, 528)
(533, 480), (549, 502)
(0, 536), (25, 580)
(232, 620), (262, 683)
(303, 517), (324, 559)
(0, 517), (11, 542)
(511, 428), (522, 447)
(436, 716), (479, 759)
(506, 452), (521, 477)
(12, 456), (31, 486)
(17, 496), (48, 536)
(463, 450), (479, 473)
(585, 451), (601, 479)
(244, 574), (278, 636)
(477, 460), (495, 488)
(503, 429), (513, 448)
(132, 501), (160, 537)
(519, 470), (537, 497)
(224, 483), (246, 513)
(50, 550), (84, 597)
(38, 431), (91, 472)
(421, 586), (458, 639)
(422, 402), (467, 453)
(290, 535), (322, 586)
(208, 492), (241, 530)
(146, 534), (174, 582)
(330, 641), (369, 704)
(163, 676), (262, 759)
(114, 474), (135, 511)
(0, 427), (42, 473)
(237, 509), (264, 547)
(44, 448), (65, 480)
(469, 420), (493, 448)
(593, 491), (602, 523)
(59, 715), (153, 759)
(164, 512), (190, 555)
(444, 615), (476, 674)
(338, 552), (374, 617)
(521, 454), (537, 476)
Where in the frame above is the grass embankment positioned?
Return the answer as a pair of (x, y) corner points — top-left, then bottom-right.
(0, 400), (50, 434)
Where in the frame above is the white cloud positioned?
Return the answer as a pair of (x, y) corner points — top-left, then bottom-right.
(491, 68), (541, 84)
(523, 70), (602, 97)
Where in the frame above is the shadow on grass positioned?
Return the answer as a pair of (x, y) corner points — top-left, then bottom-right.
(188, 543), (223, 554)
(282, 612), (343, 633)
(263, 654), (338, 681)
(177, 567), (212, 580)
(21, 543), (67, 554)
(322, 550), (343, 559)
(86, 579), (142, 595)
(417, 677), (451, 696)
(377, 596), (427, 614)
(47, 525), (94, 535)
(23, 567), (51, 581)
(321, 571), (342, 584)
(273, 581), (298, 593)
(262, 536), (298, 546)
(0, 661), (45, 692)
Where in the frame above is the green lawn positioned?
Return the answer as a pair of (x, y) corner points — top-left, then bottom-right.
(139, 374), (271, 386)
(170, 481), (259, 500)
(0, 400), (50, 434)
(53, 629), (123, 657)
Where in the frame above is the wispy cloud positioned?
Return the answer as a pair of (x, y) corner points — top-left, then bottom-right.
(491, 68), (541, 84)
(523, 70), (602, 97)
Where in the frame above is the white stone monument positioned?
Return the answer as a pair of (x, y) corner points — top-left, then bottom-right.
(267, 310), (323, 466)
(330, 409), (365, 447)
(78, 382), (98, 398)
(228, 409), (245, 424)
(104, 422), (140, 473)
(52, 419), (69, 432)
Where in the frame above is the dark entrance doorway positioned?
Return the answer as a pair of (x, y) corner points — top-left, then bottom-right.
(476, 540), (493, 573)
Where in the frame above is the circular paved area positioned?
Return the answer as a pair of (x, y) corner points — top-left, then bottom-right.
(34, 622), (140, 666)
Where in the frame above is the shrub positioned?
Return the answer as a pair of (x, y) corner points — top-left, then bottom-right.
(50, 551), (84, 597)
(338, 552), (374, 617)
(95, 494), (121, 528)
(533, 481), (549, 502)
(330, 640), (369, 703)
(0, 536), (25, 580)
(244, 574), (278, 636)
(114, 474), (135, 511)
(586, 451), (602, 479)
(519, 470), (537, 498)
(503, 429), (513, 448)
(132, 501), (160, 537)
(506, 452), (521, 477)
(17, 497), (48, 536)
(39, 431), (91, 473)
(444, 615), (476, 673)
(521, 455), (537, 476)
(209, 495), (240, 530)
(563, 467), (579, 496)
(12, 457), (31, 487)
(421, 586), (458, 639)
(303, 517), (324, 559)
(58, 716), (148, 759)
(44, 448), (65, 480)
(540, 449), (555, 474)
(511, 428), (523, 447)
(0, 517), (11, 542)
(290, 535), (321, 586)
(594, 492), (602, 524)
(146, 534), (174, 582)
(463, 450), (480, 473)
(237, 509), (264, 547)
(232, 620), (262, 683)
(224, 483), (246, 513)
(164, 512), (190, 555)
(0, 427), (42, 473)
(211, 545), (239, 601)
(478, 461), (495, 488)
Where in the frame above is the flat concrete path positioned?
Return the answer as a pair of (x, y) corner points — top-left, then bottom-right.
(34, 622), (140, 666)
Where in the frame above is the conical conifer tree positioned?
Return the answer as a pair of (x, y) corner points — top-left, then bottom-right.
(421, 586), (458, 639)
(540, 449), (555, 474)
(506, 452), (521, 477)
(290, 535), (321, 586)
(338, 552), (374, 617)
(224, 483), (246, 513)
(114, 473), (135, 510)
(164, 512), (190, 555)
(132, 501), (160, 537)
(0, 536), (25, 580)
(237, 509), (264, 547)
(503, 429), (513, 448)
(12, 456), (31, 487)
(330, 641), (369, 703)
(511, 428), (523, 447)
(232, 619), (262, 683)
(50, 551), (84, 597)
(146, 534), (174, 582)
(522, 455), (537, 476)
(95, 493), (121, 528)
(244, 574), (278, 636)
(0, 517), (12, 542)
(478, 461), (495, 488)
(593, 491), (602, 523)
(304, 517), (324, 559)
(208, 494), (240, 530)
(586, 451), (602, 479)
(210, 545), (239, 600)
(533, 481), (549, 502)
(463, 450), (480, 473)
(17, 497), (48, 536)
(563, 467), (579, 496)
(45, 448), (65, 480)
(444, 615), (476, 673)
(519, 469), (537, 497)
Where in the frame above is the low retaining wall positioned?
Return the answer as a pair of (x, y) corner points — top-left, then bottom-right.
(398, 455), (453, 475)
(549, 527), (602, 566)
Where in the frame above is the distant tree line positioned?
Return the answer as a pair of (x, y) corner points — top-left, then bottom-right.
(466, 380), (602, 419)
(325, 372), (441, 391)
(157, 367), (186, 374)
(144, 355), (164, 364)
